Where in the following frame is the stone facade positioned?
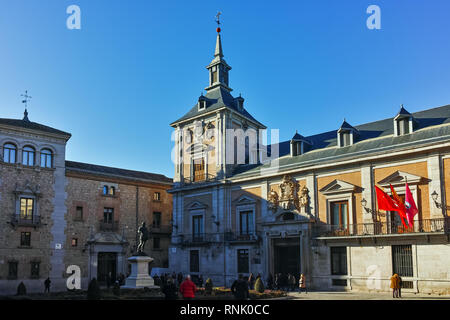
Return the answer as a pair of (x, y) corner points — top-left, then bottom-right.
(168, 26), (450, 295)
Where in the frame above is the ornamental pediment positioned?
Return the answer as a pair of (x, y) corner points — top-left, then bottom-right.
(377, 170), (424, 187)
(233, 195), (256, 205)
(319, 179), (357, 195)
(186, 200), (208, 210)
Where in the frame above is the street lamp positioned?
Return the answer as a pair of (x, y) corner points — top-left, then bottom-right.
(361, 198), (386, 221)
(431, 191), (450, 210)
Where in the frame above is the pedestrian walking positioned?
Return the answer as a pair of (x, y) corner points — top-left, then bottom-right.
(231, 274), (250, 300)
(162, 277), (178, 300)
(398, 275), (402, 298)
(299, 273), (307, 294)
(390, 273), (400, 298)
(44, 277), (51, 293)
(267, 273), (273, 290)
(179, 275), (197, 300)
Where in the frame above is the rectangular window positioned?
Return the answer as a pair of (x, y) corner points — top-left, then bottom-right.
(331, 201), (348, 227)
(153, 237), (160, 249)
(20, 198), (34, 220)
(392, 245), (413, 277)
(237, 249), (249, 274)
(71, 238), (78, 247)
(192, 215), (204, 241)
(340, 132), (351, 147)
(193, 158), (205, 182)
(21, 232), (31, 247)
(398, 119), (410, 135)
(239, 211), (254, 235)
(153, 192), (161, 201)
(331, 247), (348, 275)
(8, 262), (18, 279)
(190, 250), (199, 273)
(4, 145), (16, 163)
(103, 208), (114, 223)
(75, 206), (83, 221)
(152, 212), (161, 228)
(30, 262), (40, 278)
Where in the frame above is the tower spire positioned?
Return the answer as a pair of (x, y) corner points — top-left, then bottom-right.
(205, 12), (232, 92)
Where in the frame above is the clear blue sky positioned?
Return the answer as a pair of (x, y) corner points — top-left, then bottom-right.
(1, 1), (450, 178)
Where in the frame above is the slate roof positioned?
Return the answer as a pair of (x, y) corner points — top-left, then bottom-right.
(231, 104), (450, 178)
(0, 118), (71, 137)
(170, 87), (265, 128)
(66, 161), (173, 184)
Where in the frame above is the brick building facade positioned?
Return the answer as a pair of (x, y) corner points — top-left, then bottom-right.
(0, 113), (172, 295)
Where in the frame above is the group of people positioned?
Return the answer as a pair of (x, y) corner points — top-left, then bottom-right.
(266, 273), (307, 293)
(390, 273), (403, 298)
(153, 272), (203, 300)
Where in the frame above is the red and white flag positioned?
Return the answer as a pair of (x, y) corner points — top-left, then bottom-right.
(405, 183), (418, 227)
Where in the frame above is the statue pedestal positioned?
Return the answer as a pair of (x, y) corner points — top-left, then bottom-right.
(121, 255), (158, 289)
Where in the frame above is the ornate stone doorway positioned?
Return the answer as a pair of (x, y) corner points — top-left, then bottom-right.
(273, 237), (300, 276)
(97, 252), (117, 284)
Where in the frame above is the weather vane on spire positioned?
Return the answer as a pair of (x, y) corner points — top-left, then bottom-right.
(21, 90), (32, 121)
(215, 11), (222, 33)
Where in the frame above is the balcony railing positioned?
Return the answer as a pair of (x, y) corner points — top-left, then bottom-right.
(225, 231), (259, 242)
(183, 173), (217, 185)
(98, 220), (119, 232)
(313, 218), (450, 238)
(173, 232), (261, 246)
(11, 214), (41, 227)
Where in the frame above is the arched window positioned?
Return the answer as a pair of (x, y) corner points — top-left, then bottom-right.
(40, 149), (53, 168)
(103, 185), (109, 195)
(22, 146), (35, 166)
(3, 143), (17, 163)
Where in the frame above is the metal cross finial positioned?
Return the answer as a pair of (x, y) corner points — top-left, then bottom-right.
(21, 90), (32, 109)
(215, 11), (222, 26)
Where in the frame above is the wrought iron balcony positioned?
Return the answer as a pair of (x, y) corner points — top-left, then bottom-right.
(225, 231), (260, 242)
(183, 173), (217, 185)
(11, 214), (41, 227)
(313, 218), (450, 238)
(98, 220), (119, 232)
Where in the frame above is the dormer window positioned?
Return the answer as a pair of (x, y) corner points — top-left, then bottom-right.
(236, 95), (244, 112)
(290, 131), (310, 156)
(337, 120), (358, 147)
(340, 132), (351, 147)
(198, 95), (206, 111)
(394, 105), (414, 136)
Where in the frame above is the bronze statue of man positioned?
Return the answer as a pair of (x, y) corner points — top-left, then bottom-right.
(137, 222), (149, 253)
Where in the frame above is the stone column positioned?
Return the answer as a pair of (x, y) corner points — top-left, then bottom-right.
(428, 153), (443, 219)
(306, 173), (317, 218)
(361, 165), (374, 223)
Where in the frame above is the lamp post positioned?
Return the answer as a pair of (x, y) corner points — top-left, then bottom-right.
(431, 191), (450, 210)
(361, 198), (386, 221)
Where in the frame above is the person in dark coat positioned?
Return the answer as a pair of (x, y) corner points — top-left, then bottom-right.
(198, 274), (204, 288)
(162, 278), (178, 300)
(44, 277), (51, 293)
(177, 272), (183, 287)
(266, 274), (273, 290)
(247, 273), (255, 290)
(231, 274), (250, 300)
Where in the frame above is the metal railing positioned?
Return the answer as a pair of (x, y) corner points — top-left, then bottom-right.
(313, 218), (450, 238)
(98, 220), (119, 232)
(12, 214), (41, 227)
(183, 173), (217, 185)
(173, 231), (261, 246)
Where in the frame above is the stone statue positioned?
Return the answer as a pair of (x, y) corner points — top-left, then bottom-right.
(267, 189), (279, 213)
(299, 186), (309, 208)
(137, 222), (149, 253)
